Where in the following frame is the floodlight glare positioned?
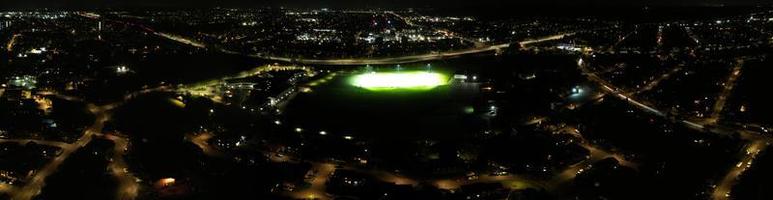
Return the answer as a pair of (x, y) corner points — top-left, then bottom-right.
(350, 71), (448, 91)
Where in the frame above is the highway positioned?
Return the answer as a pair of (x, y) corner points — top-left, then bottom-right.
(154, 32), (206, 48)
(152, 26), (571, 66)
(245, 33), (569, 65)
(83, 11), (574, 66)
(240, 43), (513, 65)
(518, 33), (574, 47)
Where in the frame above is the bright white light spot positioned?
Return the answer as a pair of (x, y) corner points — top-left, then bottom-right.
(350, 71), (448, 91)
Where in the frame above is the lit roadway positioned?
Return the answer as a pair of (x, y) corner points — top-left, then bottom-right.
(280, 120), (636, 199)
(518, 33), (575, 47)
(6, 34), (21, 52)
(246, 43), (511, 65)
(386, 11), (485, 47)
(550, 126), (637, 184)
(152, 26), (570, 66)
(4, 89), (147, 200)
(579, 55), (773, 200)
(611, 27), (638, 50)
(578, 58), (668, 118)
(187, 132), (222, 157)
(633, 65), (685, 95)
(0, 183), (15, 194)
(4, 13), (572, 199)
(167, 63), (638, 198)
(101, 133), (140, 200)
(0, 139), (71, 149)
(705, 59), (744, 125)
(10, 104), (108, 200)
(712, 140), (767, 200)
(284, 163), (336, 200)
(242, 33), (568, 65)
(82, 11), (574, 66)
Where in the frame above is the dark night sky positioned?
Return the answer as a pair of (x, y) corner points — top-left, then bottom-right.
(1, 0), (772, 8)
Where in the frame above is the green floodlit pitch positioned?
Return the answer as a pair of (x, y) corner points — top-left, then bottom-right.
(350, 71), (449, 91)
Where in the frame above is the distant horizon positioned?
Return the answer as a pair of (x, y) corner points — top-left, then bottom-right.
(2, 0), (773, 10)
(1, 4), (767, 22)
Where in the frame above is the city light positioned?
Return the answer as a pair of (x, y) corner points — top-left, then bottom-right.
(350, 71), (448, 91)
(2, 6), (770, 200)
(155, 177), (176, 188)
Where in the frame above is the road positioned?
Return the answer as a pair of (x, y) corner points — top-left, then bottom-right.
(284, 163), (336, 200)
(705, 59), (744, 125)
(519, 33), (574, 47)
(611, 27), (639, 50)
(634, 65), (684, 95)
(86, 11), (574, 66)
(6, 34), (21, 52)
(101, 134), (140, 200)
(154, 32), (206, 48)
(656, 25), (664, 48)
(432, 174), (549, 191)
(0, 139), (71, 149)
(4, 14), (571, 199)
(4, 89), (140, 200)
(546, 124), (637, 185)
(578, 58), (667, 118)
(684, 26), (701, 46)
(10, 104), (108, 200)
(153, 26), (570, 66)
(246, 33), (568, 65)
(580, 55), (773, 200)
(187, 132), (222, 157)
(0, 183), (16, 194)
(577, 57), (738, 133)
(385, 11), (486, 47)
(242, 43), (512, 65)
(712, 140), (767, 200)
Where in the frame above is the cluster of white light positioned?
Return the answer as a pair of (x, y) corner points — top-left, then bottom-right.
(350, 71), (448, 90)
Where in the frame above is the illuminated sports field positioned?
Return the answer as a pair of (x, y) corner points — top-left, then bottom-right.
(350, 71), (449, 91)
